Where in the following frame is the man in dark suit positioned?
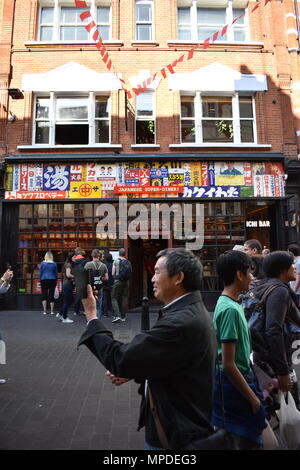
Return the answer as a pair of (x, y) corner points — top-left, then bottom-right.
(78, 248), (216, 449)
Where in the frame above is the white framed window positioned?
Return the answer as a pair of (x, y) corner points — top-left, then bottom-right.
(136, 0), (153, 41)
(34, 93), (110, 145)
(38, 1), (111, 42)
(177, 1), (248, 42)
(180, 93), (255, 144)
(135, 92), (155, 144)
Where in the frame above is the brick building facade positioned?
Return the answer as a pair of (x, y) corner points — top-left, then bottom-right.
(0, 0), (299, 310)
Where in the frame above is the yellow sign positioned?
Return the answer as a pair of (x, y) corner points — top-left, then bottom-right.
(70, 181), (102, 199)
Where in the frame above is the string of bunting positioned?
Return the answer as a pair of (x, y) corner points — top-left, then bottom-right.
(74, 0), (280, 99)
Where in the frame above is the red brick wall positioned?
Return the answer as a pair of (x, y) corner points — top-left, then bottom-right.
(0, 0), (298, 159)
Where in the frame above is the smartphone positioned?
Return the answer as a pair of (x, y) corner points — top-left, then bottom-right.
(72, 265), (89, 299)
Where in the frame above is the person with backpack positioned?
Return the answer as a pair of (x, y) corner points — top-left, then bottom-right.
(252, 251), (300, 393)
(102, 252), (114, 318)
(212, 250), (267, 449)
(111, 248), (132, 323)
(84, 249), (108, 319)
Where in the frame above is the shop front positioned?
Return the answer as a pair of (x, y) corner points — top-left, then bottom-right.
(1, 154), (286, 311)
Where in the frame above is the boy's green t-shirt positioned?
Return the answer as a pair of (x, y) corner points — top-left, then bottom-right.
(213, 295), (251, 375)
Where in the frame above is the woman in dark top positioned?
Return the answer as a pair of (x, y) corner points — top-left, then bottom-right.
(58, 252), (75, 324)
(102, 252), (114, 317)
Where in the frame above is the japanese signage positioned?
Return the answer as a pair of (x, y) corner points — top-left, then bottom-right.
(5, 161), (285, 200)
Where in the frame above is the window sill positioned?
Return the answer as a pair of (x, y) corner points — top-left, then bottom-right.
(167, 40), (264, 48)
(131, 41), (159, 47)
(24, 40), (124, 47)
(169, 143), (272, 148)
(131, 144), (160, 148)
(17, 144), (123, 150)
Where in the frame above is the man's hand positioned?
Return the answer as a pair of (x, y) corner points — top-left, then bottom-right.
(81, 284), (97, 322)
(277, 375), (292, 392)
(106, 370), (130, 386)
(2, 270), (13, 282)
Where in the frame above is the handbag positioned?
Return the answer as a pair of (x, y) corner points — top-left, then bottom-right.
(277, 391), (300, 449)
(54, 286), (60, 300)
(148, 357), (236, 450)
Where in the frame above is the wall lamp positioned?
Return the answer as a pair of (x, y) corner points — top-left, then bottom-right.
(8, 111), (16, 122)
(8, 88), (23, 99)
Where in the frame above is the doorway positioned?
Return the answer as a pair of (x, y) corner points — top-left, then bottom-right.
(128, 238), (169, 309)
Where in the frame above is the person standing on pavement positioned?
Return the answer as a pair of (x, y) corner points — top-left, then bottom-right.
(72, 247), (89, 315)
(287, 244), (300, 307)
(78, 248), (217, 450)
(84, 249), (108, 319)
(0, 268), (14, 385)
(252, 251), (300, 391)
(212, 250), (267, 449)
(39, 251), (58, 316)
(57, 252), (75, 324)
(102, 252), (114, 318)
(111, 248), (132, 323)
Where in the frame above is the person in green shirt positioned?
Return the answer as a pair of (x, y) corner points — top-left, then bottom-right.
(212, 250), (267, 449)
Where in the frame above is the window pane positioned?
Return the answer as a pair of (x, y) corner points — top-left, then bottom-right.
(76, 27), (89, 40)
(35, 122), (50, 144)
(97, 7), (110, 23)
(96, 96), (109, 118)
(198, 27), (222, 41)
(95, 121), (109, 143)
(61, 8), (76, 24)
(137, 4), (152, 22)
(181, 121), (195, 143)
(40, 26), (53, 41)
(137, 24), (151, 40)
(60, 26), (76, 41)
(136, 120), (155, 144)
(55, 124), (89, 145)
(233, 9), (245, 25)
(234, 29), (246, 42)
(203, 120), (233, 142)
(198, 8), (226, 24)
(202, 98), (232, 118)
(240, 121), (254, 143)
(36, 98), (50, 119)
(239, 98), (253, 118)
(178, 26), (191, 40)
(41, 7), (54, 23)
(181, 97), (194, 118)
(98, 26), (109, 40)
(136, 93), (153, 116)
(56, 98), (88, 120)
(178, 8), (190, 24)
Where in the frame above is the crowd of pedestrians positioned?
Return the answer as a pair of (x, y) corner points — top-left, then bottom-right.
(1, 238), (300, 450)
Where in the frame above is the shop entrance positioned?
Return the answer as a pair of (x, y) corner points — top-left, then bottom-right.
(128, 237), (170, 309)
(245, 201), (279, 251)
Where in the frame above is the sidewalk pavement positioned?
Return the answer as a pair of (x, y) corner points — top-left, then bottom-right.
(0, 309), (158, 450)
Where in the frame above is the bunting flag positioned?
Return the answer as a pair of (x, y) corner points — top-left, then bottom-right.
(74, 0), (280, 98)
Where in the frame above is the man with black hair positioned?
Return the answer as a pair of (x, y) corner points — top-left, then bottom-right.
(111, 248), (132, 323)
(213, 250), (266, 449)
(78, 248), (216, 449)
(244, 239), (262, 256)
(253, 251), (300, 392)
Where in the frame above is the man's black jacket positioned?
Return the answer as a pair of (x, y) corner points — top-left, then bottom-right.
(78, 291), (217, 449)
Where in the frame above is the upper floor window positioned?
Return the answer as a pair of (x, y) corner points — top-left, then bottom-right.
(136, 92), (155, 144)
(34, 94), (110, 145)
(38, 1), (111, 42)
(177, 1), (248, 42)
(136, 0), (153, 41)
(180, 94), (255, 144)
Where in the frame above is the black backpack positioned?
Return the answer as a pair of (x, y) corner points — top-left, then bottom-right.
(89, 261), (104, 288)
(241, 284), (287, 360)
(117, 259), (132, 282)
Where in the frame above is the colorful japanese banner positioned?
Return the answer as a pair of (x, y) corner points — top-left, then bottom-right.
(4, 161), (285, 200)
